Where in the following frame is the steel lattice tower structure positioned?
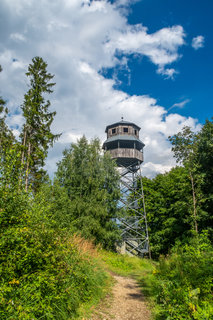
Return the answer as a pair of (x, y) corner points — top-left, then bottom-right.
(103, 119), (150, 256)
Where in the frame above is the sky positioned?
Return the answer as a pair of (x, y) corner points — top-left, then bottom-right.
(0, 0), (212, 178)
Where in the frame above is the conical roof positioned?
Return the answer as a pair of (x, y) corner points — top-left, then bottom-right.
(105, 120), (141, 133)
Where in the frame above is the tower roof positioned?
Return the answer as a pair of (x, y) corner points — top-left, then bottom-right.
(105, 120), (141, 133)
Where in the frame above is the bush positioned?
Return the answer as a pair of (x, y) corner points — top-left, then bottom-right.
(153, 234), (213, 319)
(0, 186), (108, 319)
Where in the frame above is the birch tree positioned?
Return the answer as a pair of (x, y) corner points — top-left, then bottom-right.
(169, 126), (199, 233)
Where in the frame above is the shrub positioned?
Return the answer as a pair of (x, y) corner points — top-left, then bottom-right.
(153, 234), (213, 319)
(0, 186), (108, 319)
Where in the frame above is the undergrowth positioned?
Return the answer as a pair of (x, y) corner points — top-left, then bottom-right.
(152, 234), (213, 320)
(1, 183), (212, 319)
(0, 188), (109, 320)
(99, 236), (213, 320)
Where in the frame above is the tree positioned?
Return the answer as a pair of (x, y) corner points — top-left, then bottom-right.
(169, 126), (199, 233)
(56, 136), (121, 249)
(20, 57), (60, 191)
(195, 119), (213, 240)
(0, 65), (14, 151)
(139, 167), (193, 258)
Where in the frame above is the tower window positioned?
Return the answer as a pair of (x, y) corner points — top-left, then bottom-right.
(135, 129), (137, 135)
(123, 127), (128, 133)
(112, 128), (116, 134)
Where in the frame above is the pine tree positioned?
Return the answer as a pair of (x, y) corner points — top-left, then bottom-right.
(20, 57), (60, 191)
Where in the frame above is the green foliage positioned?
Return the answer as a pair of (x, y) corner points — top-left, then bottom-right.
(1, 57), (212, 320)
(0, 131), (108, 319)
(102, 238), (213, 320)
(100, 250), (154, 277)
(0, 184), (108, 319)
(140, 167), (194, 257)
(169, 126), (197, 166)
(153, 234), (213, 319)
(100, 241), (213, 320)
(56, 136), (121, 249)
(20, 56), (60, 191)
(169, 120), (213, 240)
(33, 180), (74, 231)
(138, 120), (213, 257)
(0, 65), (14, 152)
(169, 126), (200, 233)
(195, 119), (213, 240)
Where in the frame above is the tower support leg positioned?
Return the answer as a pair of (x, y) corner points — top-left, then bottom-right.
(117, 163), (150, 257)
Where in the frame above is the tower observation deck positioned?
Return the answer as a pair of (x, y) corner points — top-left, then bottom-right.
(103, 119), (150, 257)
(103, 120), (145, 168)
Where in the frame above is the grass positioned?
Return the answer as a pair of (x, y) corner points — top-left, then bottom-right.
(76, 278), (112, 320)
(77, 249), (156, 319)
(61, 239), (213, 320)
(69, 237), (113, 320)
(99, 249), (154, 276)
(75, 249), (156, 319)
(98, 249), (157, 318)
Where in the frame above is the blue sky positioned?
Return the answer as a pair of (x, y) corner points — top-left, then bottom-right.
(0, 0), (211, 177)
(109, 0), (212, 124)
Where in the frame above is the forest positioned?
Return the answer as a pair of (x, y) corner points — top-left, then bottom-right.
(0, 57), (212, 319)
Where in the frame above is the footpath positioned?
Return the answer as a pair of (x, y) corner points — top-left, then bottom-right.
(90, 274), (151, 320)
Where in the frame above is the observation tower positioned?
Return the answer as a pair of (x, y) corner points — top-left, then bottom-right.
(103, 119), (150, 256)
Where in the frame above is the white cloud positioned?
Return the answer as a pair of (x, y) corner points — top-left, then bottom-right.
(0, 0), (199, 178)
(168, 98), (190, 111)
(115, 0), (140, 7)
(7, 113), (24, 129)
(143, 162), (174, 178)
(12, 129), (20, 138)
(106, 24), (185, 75)
(157, 67), (178, 79)
(10, 33), (26, 42)
(192, 35), (205, 50)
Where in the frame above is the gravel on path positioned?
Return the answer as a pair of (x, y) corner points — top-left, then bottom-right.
(91, 274), (151, 320)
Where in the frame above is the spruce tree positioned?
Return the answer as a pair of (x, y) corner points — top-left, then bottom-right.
(195, 119), (213, 240)
(20, 57), (60, 191)
(0, 65), (14, 155)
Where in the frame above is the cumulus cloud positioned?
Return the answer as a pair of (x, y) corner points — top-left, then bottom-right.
(106, 24), (185, 77)
(192, 35), (205, 50)
(0, 0), (199, 177)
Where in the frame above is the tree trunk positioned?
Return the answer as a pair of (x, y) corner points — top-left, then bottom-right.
(25, 142), (31, 192)
(18, 128), (27, 189)
(21, 128), (27, 166)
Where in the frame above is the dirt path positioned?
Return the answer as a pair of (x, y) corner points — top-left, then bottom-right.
(91, 275), (151, 320)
